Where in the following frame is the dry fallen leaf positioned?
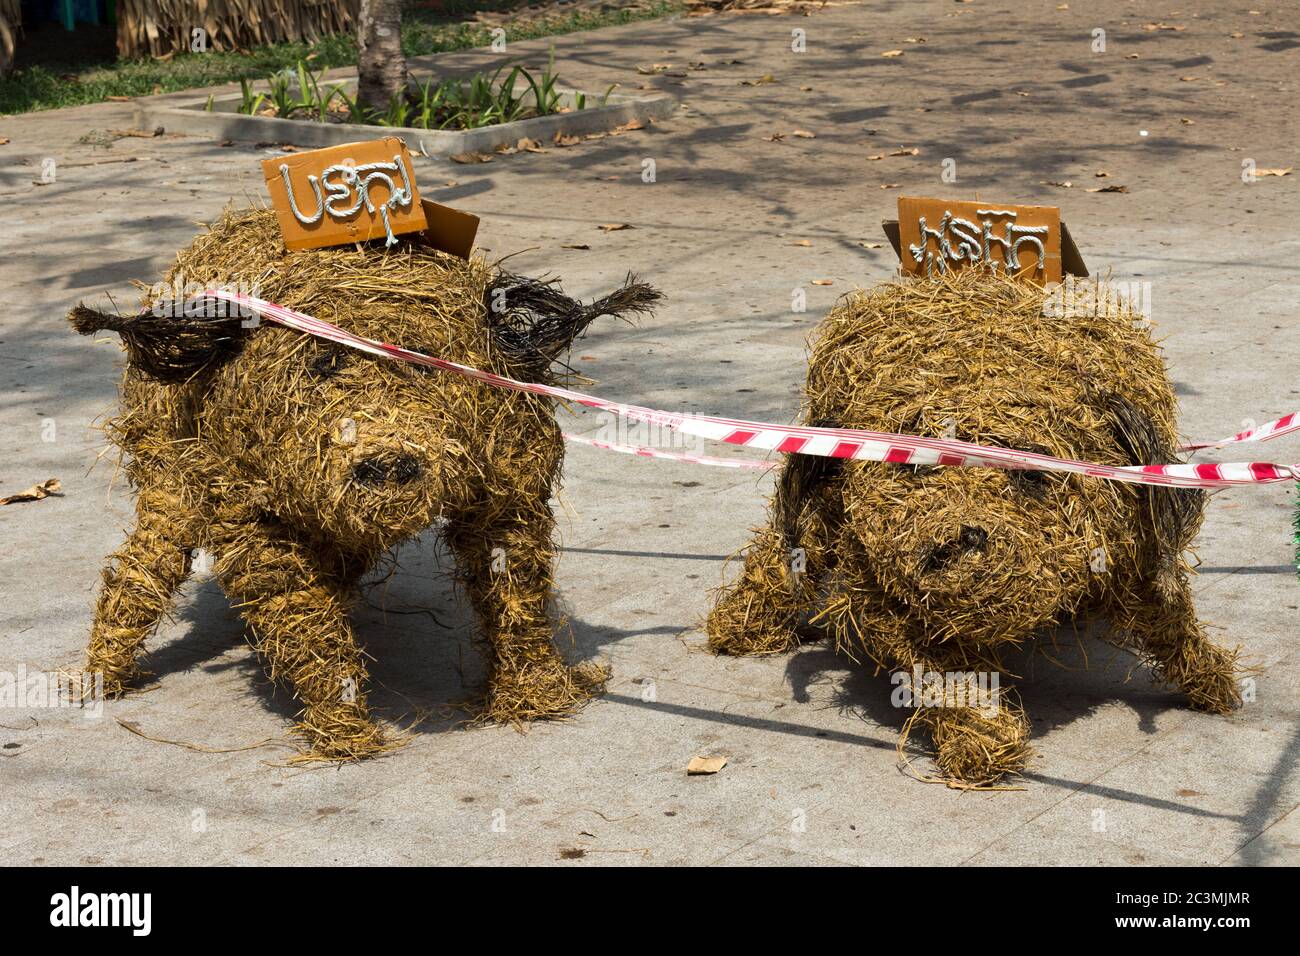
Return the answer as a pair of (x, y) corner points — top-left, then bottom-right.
(879, 183), (900, 189)
(811, 279), (834, 286)
(1086, 184), (1130, 193)
(1094, 170), (1110, 177)
(859, 242), (883, 249)
(494, 145), (518, 155)
(615, 119), (646, 132)
(791, 239), (812, 247)
(903, 36), (926, 43)
(1229, 31), (1244, 38)
(1042, 180), (1073, 188)
(890, 146), (919, 156)
(1125, 53), (1140, 59)
(881, 49), (904, 57)
(741, 74), (776, 86)
(517, 137), (544, 152)
(598, 223), (632, 231)
(553, 132), (582, 147)
(1180, 117), (1195, 125)
(687, 755), (727, 775)
(867, 153), (885, 161)
(765, 132), (786, 142)
(1255, 167), (1293, 177)
(1179, 75), (1198, 82)
(0, 137), (9, 146)
(637, 63), (672, 75)
(791, 129), (816, 139)
(449, 151), (493, 164)
(561, 243), (591, 250)
(0, 478), (61, 506)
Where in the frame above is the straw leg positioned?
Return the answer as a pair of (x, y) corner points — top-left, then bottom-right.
(445, 499), (605, 722)
(901, 664), (1032, 786)
(707, 528), (820, 656)
(212, 508), (386, 758)
(1124, 576), (1242, 715)
(835, 593), (1032, 785)
(83, 483), (202, 697)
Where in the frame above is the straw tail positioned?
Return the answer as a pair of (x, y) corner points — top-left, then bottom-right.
(68, 303), (250, 383)
(485, 272), (662, 376)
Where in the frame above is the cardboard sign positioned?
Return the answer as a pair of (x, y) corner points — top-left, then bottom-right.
(263, 138), (427, 251)
(417, 199), (480, 260)
(893, 196), (1067, 284)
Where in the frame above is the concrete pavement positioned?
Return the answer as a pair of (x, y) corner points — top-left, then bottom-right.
(1, 0), (1297, 865)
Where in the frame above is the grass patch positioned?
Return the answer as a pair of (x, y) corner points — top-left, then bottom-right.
(0, 1), (682, 116)
(234, 53), (612, 130)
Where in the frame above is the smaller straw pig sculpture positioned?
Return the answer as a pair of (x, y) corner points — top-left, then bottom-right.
(69, 208), (659, 758)
(707, 270), (1241, 785)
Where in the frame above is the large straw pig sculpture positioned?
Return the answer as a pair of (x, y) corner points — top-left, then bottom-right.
(69, 208), (659, 758)
(707, 270), (1242, 785)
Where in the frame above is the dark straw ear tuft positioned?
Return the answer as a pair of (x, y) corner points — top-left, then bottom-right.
(1094, 388), (1205, 596)
(68, 303), (250, 383)
(484, 272), (661, 377)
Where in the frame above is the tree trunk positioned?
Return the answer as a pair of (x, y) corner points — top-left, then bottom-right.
(0, 7), (17, 77)
(356, 0), (407, 117)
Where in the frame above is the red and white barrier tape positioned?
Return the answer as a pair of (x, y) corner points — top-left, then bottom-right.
(1179, 412), (1299, 451)
(202, 291), (1299, 489)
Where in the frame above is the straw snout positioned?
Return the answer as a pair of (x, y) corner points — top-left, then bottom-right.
(855, 480), (1087, 645)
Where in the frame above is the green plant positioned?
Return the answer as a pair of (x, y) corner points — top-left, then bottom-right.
(238, 77), (267, 116)
(238, 59), (349, 122)
(230, 46), (613, 132)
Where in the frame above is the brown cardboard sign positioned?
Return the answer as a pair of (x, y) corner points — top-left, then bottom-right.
(417, 199), (480, 260)
(895, 196), (1065, 284)
(262, 138), (426, 251)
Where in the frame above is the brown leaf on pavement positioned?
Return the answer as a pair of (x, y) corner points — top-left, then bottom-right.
(687, 755), (727, 775)
(0, 478), (62, 506)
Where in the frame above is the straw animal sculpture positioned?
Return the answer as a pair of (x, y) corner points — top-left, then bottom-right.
(707, 269), (1241, 786)
(69, 207), (659, 759)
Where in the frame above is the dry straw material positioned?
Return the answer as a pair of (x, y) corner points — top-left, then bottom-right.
(70, 207), (658, 759)
(707, 269), (1241, 787)
(115, 0), (358, 60)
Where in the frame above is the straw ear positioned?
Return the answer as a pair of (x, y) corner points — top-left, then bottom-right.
(1094, 389), (1205, 596)
(485, 272), (660, 376)
(68, 303), (250, 383)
